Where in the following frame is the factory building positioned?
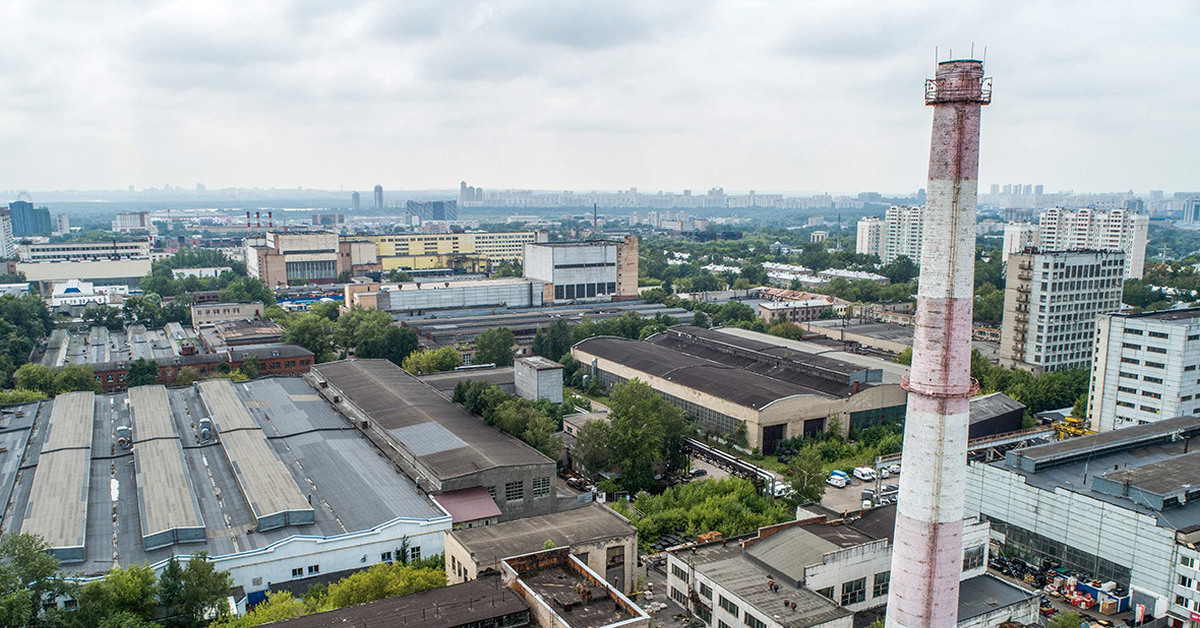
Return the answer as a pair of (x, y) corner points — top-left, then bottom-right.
(523, 236), (639, 302)
(191, 301), (265, 328)
(965, 416), (1200, 624)
(3, 379), (451, 604)
(444, 503), (637, 594)
(17, 258), (153, 292)
(571, 326), (907, 452)
(343, 277), (545, 315)
(245, 231), (341, 287)
(999, 249), (1125, 374)
(309, 359), (567, 522)
(371, 231), (542, 266)
(19, 238), (151, 262)
(1090, 308), (1200, 432)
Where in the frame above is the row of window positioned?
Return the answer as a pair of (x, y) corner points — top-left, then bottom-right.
(488, 477), (553, 504)
(553, 282), (618, 300)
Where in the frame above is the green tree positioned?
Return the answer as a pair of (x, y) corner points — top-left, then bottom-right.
(401, 347), (462, 374)
(126, 358), (160, 387)
(239, 355), (260, 379)
(0, 533), (74, 626)
(353, 320), (419, 366)
(714, 301), (755, 325)
(309, 301), (341, 322)
(83, 304), (124, 331)
(1072, 393), (1089, 419)
(386, 269), (413, 283)
(532, 319), (573, 360)
(282, 313), (337, 362)
(0, 389), (47, 404)
(55, 364), (101, 393)
(606, 379), (685, 492)
(893, 347), (913, 365)
(74, 563), (159, 626)
(493, 260), (523, 277)
(318, 562), (445, 611)
(176, 367), (201, 387)
(1048, 611), (1082, 628)
(219, 277), (276, 306)
(691, 311), (710, 328)
(474, 327), (516, 366)
(14, 363), (56, 396)
(158, 553), (232, 628)
(880, 255), (919, 284)
(575, 420), (614, 474)
(973, 283), (1005, 325)
(208, 591), (305, 628)
(783, 446), (826, 504)
(122, 295), (165, 327)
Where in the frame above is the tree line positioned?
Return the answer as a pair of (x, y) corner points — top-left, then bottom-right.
(451, 379), (567, 458)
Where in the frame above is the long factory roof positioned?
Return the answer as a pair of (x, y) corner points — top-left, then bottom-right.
(311, 360), (552, 482)
(129, 386), (204, 545)
(20, 392), (94, 558)
(197, 379), (314, 526)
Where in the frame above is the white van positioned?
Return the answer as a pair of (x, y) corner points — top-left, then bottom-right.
(853, 467), (877, 482)
(826, 475), (847, 488)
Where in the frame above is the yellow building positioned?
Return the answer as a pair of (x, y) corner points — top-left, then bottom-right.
(371, 231), (542, 264)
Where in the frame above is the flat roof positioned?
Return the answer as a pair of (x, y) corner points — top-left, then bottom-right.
(130, 386), (204, 544)
(690, 543), (852, 628)
(197, 379), (313, 526)
(713, 327), (909, 385)
(1007, 415), (1200, 472)
(433, 487), (503, 524)
(449, 503), (634, 567)
(311, 360), (552, 482)
(0, 403), (37, 531)
(21, 448), (89, 556)
(970, 392), (1025, 424)
(516, 356), (562, 371)
(264, 575), (528, 628)
(1110, 307), (1200, 323)
(43, 391), (94, 451)
(1101, 450), (1200, 498)
(957, 574), (1037, 621)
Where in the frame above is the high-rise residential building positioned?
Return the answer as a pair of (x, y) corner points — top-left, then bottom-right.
(999, 249), (1125, 374)
(351, 191), (360, 212)
(1183, 197), (1200, 226)
(0, 211), (15, 259)
(855, 217), (885, 259)
(373, 185), (384, 210)
(1001, 222), (1035, 263)
(882, 204), (924, 264)
(112, 212), (153, 233)
(1035, 207), (1149, 279)
(406, 200), (458, 222)
(8, 201), (51, 237)
(1088, 308), (1200, 432)
(53, 214), (70, 236)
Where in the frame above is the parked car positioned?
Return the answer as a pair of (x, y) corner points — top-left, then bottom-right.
(853, 467), (877, 482)
(879, 469), (890, 479)
(886, 463), (901, 474)
(827, 475), (848, 488)
(690, 468), (708, 478)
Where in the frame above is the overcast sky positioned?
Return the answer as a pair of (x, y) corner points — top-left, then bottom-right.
(1, 1), (1196, 195)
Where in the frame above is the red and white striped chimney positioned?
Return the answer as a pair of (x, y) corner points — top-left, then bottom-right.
(886, 58), (990, 628)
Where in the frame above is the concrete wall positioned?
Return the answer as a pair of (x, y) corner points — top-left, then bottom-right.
(445, 526), (637, 594)
(191, 302), (264, 327)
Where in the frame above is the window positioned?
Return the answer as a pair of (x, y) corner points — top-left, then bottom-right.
(841, 577), (866, 606)
(1176, 594), (1187, 607)
(308, 565), (320, 575)
(697, 606), (712, 623)
(1187, 366), (1197, 372)
(1150, 331), (1169, 339)
(744, 614), (766, 628)
(486, 486), (497, 501)
(1127, 328), (1143, 335)
(1145, 375), (1164, 384)
(700, 582), (713, 599)
(719, 595), (739, 615)
(381, 551), (393, 562)
(1120, 357), (1140, 365)
(1148, 346), (1167, 354)
(409, 546), (421, 562)
(1143, 391), (1162, 399)
(291, 567), (303, 578)
(1181, 574), (1194, 588)
(1182, 556), (1196, 569)
(816, 586), (835, 600)
(963, 545), (985, 571)
(873, 571), (890, 597)
(720, 622), (733, 628)
(1122, 343), (1142, 350)
(672, 564), (689, 582)
(672, 587), (688, 606)
(532, 477), (551, 499)
(505, 481), (524, 502)
(1146, 361), (1165, 369)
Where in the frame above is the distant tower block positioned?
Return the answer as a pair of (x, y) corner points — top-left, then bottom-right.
(352, 191), (360, 212)
(885, 59), (990, 628)
(374, 184), (384, 210)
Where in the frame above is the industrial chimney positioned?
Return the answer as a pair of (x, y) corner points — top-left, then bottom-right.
(885, 58), (990, 628)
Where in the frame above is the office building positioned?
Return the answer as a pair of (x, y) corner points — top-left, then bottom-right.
(1036, 208), (1149, 279)
(966, 417), (1200, 625)
(19, 238), (151, 262)
(371, 231), (542, 266)
(344, 277), (545, 315)
(351, 191), (360, 212)
(855, 217), (885, 259)
(571, 326), (906, 452)
(407, 200), (458, 222)
(999, 249), (1125, 374)
(373, 184), (383, 209)
(9, 201), (51, 236)
(523, 237), (639, 302)
(1089, 308), (1200, 432)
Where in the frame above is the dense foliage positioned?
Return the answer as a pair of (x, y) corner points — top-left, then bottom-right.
(401, 347), (462, 374)
(452, 380), (565, 458)
(275, 305), (419, 366)
(0, 295), (53, 386)
(611, 477), (793, 552)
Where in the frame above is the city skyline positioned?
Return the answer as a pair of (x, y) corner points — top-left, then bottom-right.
(3, 2), (1197, 193)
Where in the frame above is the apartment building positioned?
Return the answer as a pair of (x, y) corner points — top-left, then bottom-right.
(1036, 208), (1149, 279)
(1089, 308), (1200, 431)
(855, 217), (884, 259)
(999, 249), (1125, 374)
(882, 204), (923, 264)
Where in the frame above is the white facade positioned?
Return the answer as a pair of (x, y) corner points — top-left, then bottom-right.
(1089, 309), (1200, 432)
(47, 280), (129, 307)
(999, 250), (1125, 374)
(883, 205), (924, 264)
(1001, 222), (1035, 263)
(514, 357), (564, 403)
(112, 212), (153, 233)
(524, 241), (619, 301)
(20, 239), (151, 262)
(1036, 208), (1149, 279)
(855, 217), (885, 259)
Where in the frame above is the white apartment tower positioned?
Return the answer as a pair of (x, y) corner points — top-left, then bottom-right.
(882, 204), (923, 264)
(1035, 208), (1149, 279)
(0, 212), (14, 259)
(855, 217), (885, 259)
(999, 249), (1125, 374)
(1001, 222), (1035, 263)
(1089, 309), (1200, 432)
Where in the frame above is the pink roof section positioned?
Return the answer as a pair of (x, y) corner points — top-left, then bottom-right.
(433, 486), (503, 523)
